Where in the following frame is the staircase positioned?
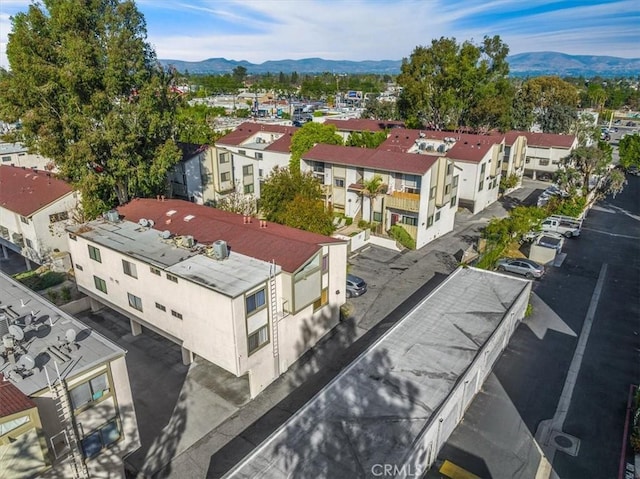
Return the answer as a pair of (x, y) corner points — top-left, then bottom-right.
(46, 363), (90, 479)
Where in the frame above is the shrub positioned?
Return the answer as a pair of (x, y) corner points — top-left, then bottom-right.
(358, 220), (370, 229)
(14, 270), (66, 291)
(500, 174), (519, 191)
(60, 286), (72, 302)
(344, 217), (353, 226)
(525, 303), (533, 317)
(388, 225), (416, 249)
(47, 290), (59, 304)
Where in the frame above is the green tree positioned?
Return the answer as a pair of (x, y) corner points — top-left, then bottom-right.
(232, 66), (247, 85)
(397, 35), (511, 131)
(619, 134), (640, 169)
(281, 195), (334, 236)
(361, 97), (398, 121)
(260, 166), (324, 222)
(515, 76), (579, 133)
(345, 130), (388, 149)
(290, 122), (343, 172)
(176, 104), (228, 144)
(0, 0), (182, 218)
(362, 175), (386, 223)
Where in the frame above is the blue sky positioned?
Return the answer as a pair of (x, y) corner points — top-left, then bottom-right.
(1, 0), (638, 68)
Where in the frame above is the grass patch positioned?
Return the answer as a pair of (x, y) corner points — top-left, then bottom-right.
(14, 270), (66, 291)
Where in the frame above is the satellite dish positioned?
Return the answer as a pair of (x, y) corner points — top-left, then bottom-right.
(161, 230), (171, 239)
(23, 315), (32, 327)
(19, 354), (35, 371)
(139, 218), (149, 227)
(65, 329), (77, 343)
(148, 219), (155, 228)
(8, 325), (24, 341)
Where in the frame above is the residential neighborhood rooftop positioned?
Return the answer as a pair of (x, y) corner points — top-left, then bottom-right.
(324, 118), (405, 132)
(0, 373), (36, 418)
(224, 267), (529, 479)
(216, 122), (298, 147)
(0, 165), (73, 217)
(303, 143), (439, 175)
(519, 131), (577, 148)
(0, 141), (29, 155)
(116, 198), (343, 273)
(0, 271), (126, 396)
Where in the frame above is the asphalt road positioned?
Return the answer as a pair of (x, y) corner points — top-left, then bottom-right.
(434, 175), (640, 478)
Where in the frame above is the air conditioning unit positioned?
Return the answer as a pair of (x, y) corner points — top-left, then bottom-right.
(213, 240), (228, 260)
(182, 235), (195, 248)
(105, 210), (120, 222)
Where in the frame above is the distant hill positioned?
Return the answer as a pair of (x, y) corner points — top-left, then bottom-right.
(160, 52), (640, 77)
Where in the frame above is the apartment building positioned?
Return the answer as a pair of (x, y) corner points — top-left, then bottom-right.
(520, 132), (578, 180)
(0, 271), (139, 479)
(214, 122), (299, 198)
(0, 142), (56, 172)
(66, 199), (347, 398)
(501, 131), (529, 186)
(301, 144), (458, 249)
(167, 143), (212, 205)
(381, 129), (504, 215)
(0, 165), (79, 265)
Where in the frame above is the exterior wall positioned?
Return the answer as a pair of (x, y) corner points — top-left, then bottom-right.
(502, 136), (528, 181)
(0, 406), (48, 478)
(0, 144), (54, 171)
(403, 278), (531, 474)
(524, 142), (576, 178)
(0, 192), (78, 263)
(454, 158), (500, 215)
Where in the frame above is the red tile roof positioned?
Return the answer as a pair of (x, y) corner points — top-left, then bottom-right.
(216, 122), (299, 147)
(445, 139), (496, 163)
(117, 199), (343, 273)
(303, 144), (439, 175)
(519, 131), (577, 149)
(0, 165), (74, 217)
(502, 131), (525, 146)
(324, 118), (405, 132)
(265, 132), (294, 153)
(379, 129), (500, 156)
(0, 374), (36, 417)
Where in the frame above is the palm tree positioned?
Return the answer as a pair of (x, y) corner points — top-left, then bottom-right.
(362, 175), (386, 224)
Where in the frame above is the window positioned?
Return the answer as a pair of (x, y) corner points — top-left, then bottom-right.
(25, 238), (33, 248)
(171, 310), (183, 320)
(49, 212), (69, 223)
(75, 264), (83, 271)
(150, 266), (161, 276)
(1, 156), (11, 162)
(69, 233), (77, 241)
(445, 184), (451, 195)
(244, 183), (254, 194)
(69, 374), (110, 410)
(552, 159), (560, 165)
(427, 215), (434, 227)
(0, 415), (30, 436)
(94, 276), (107, 294)
(435, 211), (441, 222)
(453, 176), (459, 187)
(0, 226), (9, 239)
(155, 302), (166, 312)
(122, 260), (137, 278)
(450, 195), (457, 207)
(238, 150), (246, 156)
(220, 172), (231, 182)
(81, 419), (121, 459)
(322, 254), (329, 272)
(402, 216), (417, 226)
(481, 163), (486, 175)
(539, 158), (550, 166)
(166, 273), (178, 283)
(334, 178), (345, 188)
(248, 325), (269, 354)
(243, 165), (253, 176)
(525, 157), (532, 164)
(373, 211), (383, 222)
(313, 288), (329, 310)
(127, 293), (143, 311)
(255, 153), (263, 160)
(478, 180), (484, 191)
(219, 152), (230, 164)
(20, 216), (29, 224)
(446, 163), (453, 175)
(429, 186), (436, 199)
(259, 168), (264, 178)
(88, 245), (102, 263)
(246, 289), (266, 315)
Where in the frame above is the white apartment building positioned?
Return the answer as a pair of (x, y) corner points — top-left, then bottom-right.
(167, 143), (211, 205)
(66, 199), (347, 398)
(301, 144), (458, 249)
(0, 165), (79, 265)
(0, 142), (56, 172)
(501, 132), (529, 185)
(0, 271), (140, 479)
(520, 132), (578, 180)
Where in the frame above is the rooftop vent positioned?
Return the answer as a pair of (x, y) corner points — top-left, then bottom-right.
(161, 230), (172, 239)
(104, 210), (120, 222)
(181, 235), (195, 248)
(166, 210), (177, 216)
(212, 240), (228, 260)
(184, 215), (195, 222)
(138, 218), (150, 227)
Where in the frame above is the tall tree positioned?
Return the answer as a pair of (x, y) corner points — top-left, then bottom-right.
(361, 175), (386, 223)
(345, 130), (388, 149)
(515, 76), (579, 133)
(396, 36), (511, 131)
(618, 134), (640, 169)
(289, 122), (343, 172)
(0, 0), (182, 218)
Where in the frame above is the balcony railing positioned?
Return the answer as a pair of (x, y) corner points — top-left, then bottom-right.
(386, 191), (420, 212)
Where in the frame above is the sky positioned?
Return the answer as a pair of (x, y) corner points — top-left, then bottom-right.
(1, 0), (638, 69)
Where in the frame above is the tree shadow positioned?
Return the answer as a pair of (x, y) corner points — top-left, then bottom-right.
(206, 272), (450, 478)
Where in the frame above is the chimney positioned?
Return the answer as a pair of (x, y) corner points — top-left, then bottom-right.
(157, 195), (160, 201)
(161, 195), (166, 202)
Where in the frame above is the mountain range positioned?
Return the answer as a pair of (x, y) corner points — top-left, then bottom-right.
(160, 52), (640, 77)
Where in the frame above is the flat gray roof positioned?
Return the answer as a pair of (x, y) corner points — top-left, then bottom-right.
(224, 267), (529, 478)
(68, 219), (277, 297)
(0, 272), (126, 396)
(0, 142), (28, 155)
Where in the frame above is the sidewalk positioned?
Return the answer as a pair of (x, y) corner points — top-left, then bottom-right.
(148, 190), (533, 478)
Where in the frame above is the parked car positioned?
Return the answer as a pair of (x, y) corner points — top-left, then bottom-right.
(627, 165), (640, 176)
(541, 215), (581, 238)
(496, 258), (545, 279)
(535, 232), (565, 252)
(346, 274), (367, 298)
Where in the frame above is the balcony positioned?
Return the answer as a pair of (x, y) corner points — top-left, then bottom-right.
(386, 191), (420, 212)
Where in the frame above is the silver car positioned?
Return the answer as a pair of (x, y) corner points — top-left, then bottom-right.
(496, 258), (544, 279)
(346, 274), (367, 298)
